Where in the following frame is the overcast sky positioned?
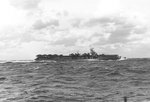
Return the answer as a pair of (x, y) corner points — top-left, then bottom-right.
(0, 0), (150, 60)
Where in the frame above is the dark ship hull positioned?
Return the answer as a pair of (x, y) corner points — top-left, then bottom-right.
(98, 54), (121, 60)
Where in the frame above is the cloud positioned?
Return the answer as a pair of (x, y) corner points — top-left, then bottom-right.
(30, 14), (147, 49)
(84, 17), (113, 27)
(83, 15), (148, 45)
(108, 23), (134, 43)
(0, 41), (47, 60)
(71, 18), (82, 28)
(51, 37), (78, 47)
(10, 0), (41, 10)
(33, 19), (59, 30)
(0, 6), (149, 59)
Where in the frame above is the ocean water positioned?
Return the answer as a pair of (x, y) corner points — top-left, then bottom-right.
(0, 59), (150, 102)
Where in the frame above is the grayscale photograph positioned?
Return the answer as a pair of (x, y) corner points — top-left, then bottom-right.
(0, 0), (150, 102)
